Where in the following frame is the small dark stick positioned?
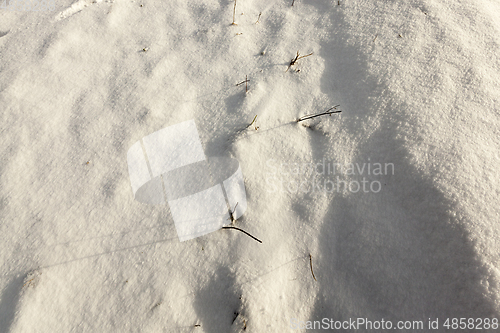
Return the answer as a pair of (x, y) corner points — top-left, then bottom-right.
(236, 76), (250, 92)
(222, 226), (262, 243)
(255, 12), (261, 24)
(222, 202), (262, 243)
(309, 254), (317, 281)
(232, 0), (237, 25)
(286, 51), (314, 72)
(297, 105), (342, 122)
(232, 312), (239, 324)
(23, 278), (35, 288)
(227, 202), (239, 223)
(246, 115), (259, 130)
(291, 0), (295, 6)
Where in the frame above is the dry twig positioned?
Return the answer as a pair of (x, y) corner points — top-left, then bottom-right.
(309, 254), (317, 281)
(222, 226), (262, 243)
(236, 75), (250, 92)
(232, 0), (237, 25)
(297, 105), (342, 122)
(222, 203), (262, 243)
(246, 115), (259, 130)
(286, 51), (313, 72)
(255, 12), (262, 24)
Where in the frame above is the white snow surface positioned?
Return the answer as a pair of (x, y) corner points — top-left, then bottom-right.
(1, 0), (500, 331)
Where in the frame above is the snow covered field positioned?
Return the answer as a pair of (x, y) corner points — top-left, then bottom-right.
(1, 0), (499, 331)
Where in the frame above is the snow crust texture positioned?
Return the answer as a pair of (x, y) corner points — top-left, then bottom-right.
(1, 0), (499, 331)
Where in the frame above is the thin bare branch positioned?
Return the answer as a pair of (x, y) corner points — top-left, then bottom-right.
(255, 12), (262, 24)
(309, 254), (317, 281)
(222, 226), (262, 243)
(246, 115), (259, 130)
(297, 105), (342, 122)
(286, 51), (313, 72)
(232, 0), (237, 25)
